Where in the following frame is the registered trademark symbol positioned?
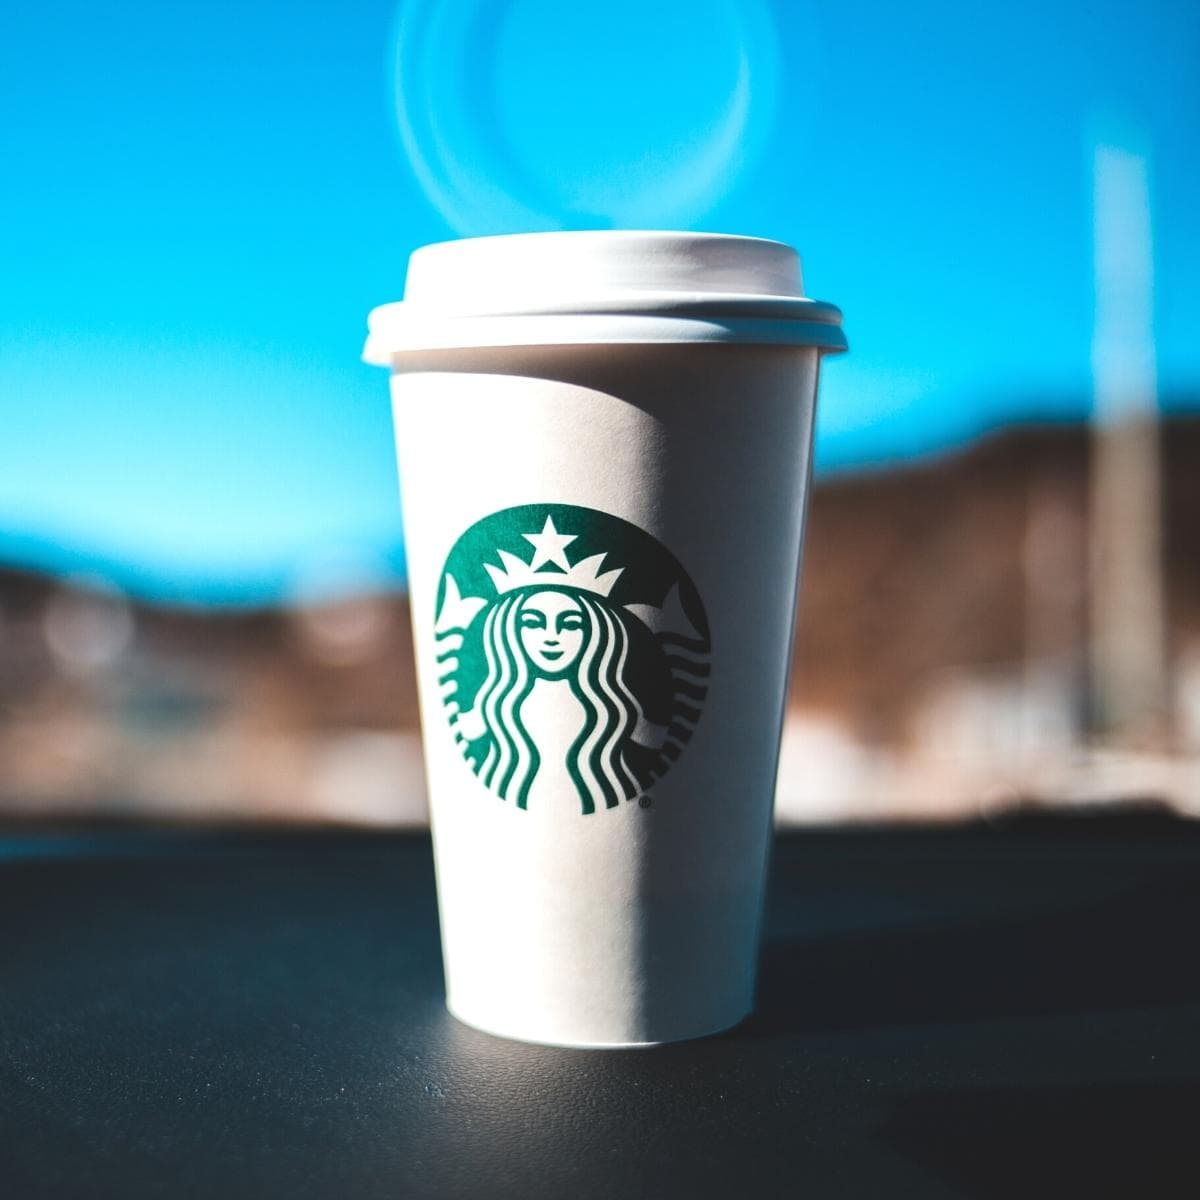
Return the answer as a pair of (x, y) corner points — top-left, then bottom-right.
(638, 796), (652, 809)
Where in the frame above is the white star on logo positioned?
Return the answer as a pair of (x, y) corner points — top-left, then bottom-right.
(434, 573), (487, 634)
(625, 582), (702, 639)
(523, 515), (577, 572)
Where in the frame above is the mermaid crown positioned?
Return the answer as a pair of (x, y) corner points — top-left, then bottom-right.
(484, 516), (623, 598)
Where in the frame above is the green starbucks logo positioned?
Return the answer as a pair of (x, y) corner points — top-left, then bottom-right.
(434, 503), (711, 815)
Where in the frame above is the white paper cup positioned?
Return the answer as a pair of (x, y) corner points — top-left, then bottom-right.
(364, 232), (845, 1047)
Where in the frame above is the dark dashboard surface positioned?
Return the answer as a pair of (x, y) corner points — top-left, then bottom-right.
(2, 814), (1197, 1198)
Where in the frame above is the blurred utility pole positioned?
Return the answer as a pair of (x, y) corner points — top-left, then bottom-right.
(1088, 141), (1168, 741)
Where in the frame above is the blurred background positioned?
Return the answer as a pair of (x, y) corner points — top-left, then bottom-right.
(1, 0), (1197, 826)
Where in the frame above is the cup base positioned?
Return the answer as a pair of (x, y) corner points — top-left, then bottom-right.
(445, 1000), (752, 1050)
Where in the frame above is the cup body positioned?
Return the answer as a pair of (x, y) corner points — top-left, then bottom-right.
(391, 342), (820, 1046)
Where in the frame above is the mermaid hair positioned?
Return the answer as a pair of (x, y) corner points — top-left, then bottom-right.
(472, 593), (539, 809)
(466, 589), (644, 814)
(567, 592), (644, 813)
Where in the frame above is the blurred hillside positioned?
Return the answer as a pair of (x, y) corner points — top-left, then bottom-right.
(2, 416), (1198, 825)
(799, 418), (1199, 738)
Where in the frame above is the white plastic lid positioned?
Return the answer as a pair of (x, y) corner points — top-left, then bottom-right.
(363, 231), (846, 362)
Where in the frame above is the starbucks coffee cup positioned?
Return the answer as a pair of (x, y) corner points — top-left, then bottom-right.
(364, 231), (845, 1047)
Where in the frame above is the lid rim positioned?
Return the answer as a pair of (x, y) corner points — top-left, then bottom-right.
(368, 294), (843, 324)
(363, 310), (848, 363)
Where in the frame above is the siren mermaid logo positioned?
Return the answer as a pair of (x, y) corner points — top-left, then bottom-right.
(433, 504), (711, 815)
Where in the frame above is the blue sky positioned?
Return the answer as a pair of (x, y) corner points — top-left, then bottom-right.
(1, 0), (1197, 602)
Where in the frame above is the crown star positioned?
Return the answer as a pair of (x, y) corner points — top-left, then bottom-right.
(523, 516), (576, 571)
(483, 517), (624, 598)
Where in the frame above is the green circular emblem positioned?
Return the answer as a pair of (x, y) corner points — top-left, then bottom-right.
(434, 503), (711, 815)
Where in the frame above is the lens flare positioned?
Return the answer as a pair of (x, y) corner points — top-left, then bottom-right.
(392, 0), (779, 234)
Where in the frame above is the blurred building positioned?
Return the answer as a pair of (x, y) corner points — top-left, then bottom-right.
(2, 416), (1198, 826)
